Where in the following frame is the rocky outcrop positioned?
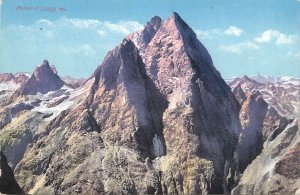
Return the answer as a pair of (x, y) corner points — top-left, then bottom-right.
(229, 75), (300, 118)
(127, 15), (162, 56)
(231, 84), (289, 142)
(0, 151), (24, 194)
(0, 73), (15, 83)
(88, 39), (168, 159)
(3, 12), (297, 195)
(235, 91), (268, 173)
(16, 60), (64, 95)
(263, 106), (289, 142)
(0, 108), (11, 129)
(14, 74), (29, 85)
(232, 84), (246, 105)
(10, 13), (242, 194)
(232, 119), (300, 194)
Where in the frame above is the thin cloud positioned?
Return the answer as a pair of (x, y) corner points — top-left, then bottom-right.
(1, 17), (144, 68)
(287, 51), (300, 58)
(35, 17), (143, 35)
(224, 26), (244, 36)
(196, 26), (244, 39)
(255, 29), (295, 45)
(57, 44), (97, 57)
(195, 29), (222, 39)
(220, 42), (259, 54)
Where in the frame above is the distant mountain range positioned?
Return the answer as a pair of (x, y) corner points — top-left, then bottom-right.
(225, 75), (300, 85)
(0, 13), (299, 195)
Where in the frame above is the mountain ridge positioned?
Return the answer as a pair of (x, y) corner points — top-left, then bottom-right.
(0, 13), (298, 195)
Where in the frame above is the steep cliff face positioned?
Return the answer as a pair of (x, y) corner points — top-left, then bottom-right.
(13, 40), (168, 194)
(17, 60), (64, 95)
(88, 39), (168, 158)
(232, 119), (300, 195)
(235, 91), (268, 173)
(230, 80), (290, 143)
(3, 12), (297, 195)
(0, 152), (24, 194)
(229, 75), (300, 118)
(263, 106), (290, 142)
(10, 13), (242, 194)
(127, 16), (162, 57)
(232, 84), (246, 105)
(127, 12), (241, 194)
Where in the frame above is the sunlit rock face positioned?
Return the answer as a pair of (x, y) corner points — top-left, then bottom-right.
(9, 13), (242, 194)
(4, 12), (299, 195)
(229, 75), (300, 119)
(127, 12), (242, 194)
(232, 119), (300, 195)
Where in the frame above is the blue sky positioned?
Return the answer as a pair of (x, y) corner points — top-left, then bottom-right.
(0, 0), (299, 78)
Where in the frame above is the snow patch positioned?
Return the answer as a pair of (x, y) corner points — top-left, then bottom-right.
(0, 81), (20, 91)
(32, 97), (74, 121)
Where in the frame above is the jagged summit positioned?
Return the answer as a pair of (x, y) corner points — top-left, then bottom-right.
(125, 12), (242, 193)
(16, 60), (64, 95)
(87, 38), (167, 158)
(168, 12), (190, 29)
(0, 73), (15, 83)
(3, 13), (297, 195)
(126, 16), (162, 56)
(233, 83), (247, 105)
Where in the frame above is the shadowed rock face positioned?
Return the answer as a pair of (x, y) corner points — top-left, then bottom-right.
(263, 106), (289, 142)
(235, 91), (268, 173)
(231, 82), (290, 143)
(6, 12), (298, 195)
(0, 151), (24, 194)
(17, 60), (64, 95)
(232, 84), (246, 105)
(89, 39), (168, 159)
(11, 13), (242, 194)
(232, 119), (300, 195)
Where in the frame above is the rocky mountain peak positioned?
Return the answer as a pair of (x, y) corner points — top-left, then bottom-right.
(241, 75), (262, 85)
(167, 12), (189, 29)
(4, 13), (297, 195)
(0, 73), (15, 83)
(148, 16), (162, 30)
(233, 83), (247, 105)
(34, 60), (56, 78)
(240, 90), (267, 118)
(126, 16), (162, 56)
(87, 38), (168, 158)
(17, 60), (64, 95)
